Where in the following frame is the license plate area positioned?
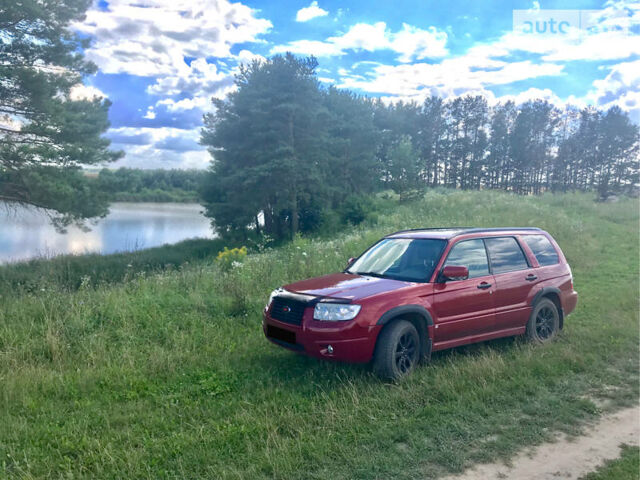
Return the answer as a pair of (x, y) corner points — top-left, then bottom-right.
(267, 324), (296, 345)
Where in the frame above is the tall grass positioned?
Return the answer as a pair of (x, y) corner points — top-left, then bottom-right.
(0, 190), (638, 479)
(0, 237), (228, 293)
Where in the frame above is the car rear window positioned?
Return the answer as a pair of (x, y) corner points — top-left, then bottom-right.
(484, 237), (529, 274)
(522, 234), (560, 266)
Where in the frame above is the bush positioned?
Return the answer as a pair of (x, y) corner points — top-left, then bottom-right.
(338, 195), (378, 226)
(216, 246), (248, 272)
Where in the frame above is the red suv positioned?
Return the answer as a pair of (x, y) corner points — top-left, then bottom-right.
(263, 228), (578, 379)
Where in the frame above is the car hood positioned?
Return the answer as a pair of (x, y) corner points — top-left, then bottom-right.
(283, 272), (413, 301)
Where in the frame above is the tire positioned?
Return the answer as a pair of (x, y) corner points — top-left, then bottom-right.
(373, 320), (420, 380)
(526, 297), (560, 343)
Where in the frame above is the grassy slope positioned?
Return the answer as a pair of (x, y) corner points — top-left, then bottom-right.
(0, 191), (638, 479)
(0, 238), (227, 293)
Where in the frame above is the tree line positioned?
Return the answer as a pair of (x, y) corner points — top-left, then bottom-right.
(95, 168), (205, 203)
(201, 54), (639, 242)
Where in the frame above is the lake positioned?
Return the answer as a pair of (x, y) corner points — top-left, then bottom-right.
(0, 202), (214, 264)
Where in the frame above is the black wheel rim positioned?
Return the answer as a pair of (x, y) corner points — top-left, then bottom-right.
(394, 332), (417, 374)
(535, 306), (556, 340)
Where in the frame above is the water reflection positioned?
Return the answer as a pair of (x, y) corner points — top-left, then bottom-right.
(0, 202), (214, 264)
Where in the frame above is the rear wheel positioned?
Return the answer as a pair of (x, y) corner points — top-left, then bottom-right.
(526, 298), (560, 343)
(373, 320), (420, 380)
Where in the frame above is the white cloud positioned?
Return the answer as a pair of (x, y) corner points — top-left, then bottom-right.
(74, 0), (272, 77)
(69, 84), (106, 100)
(296, 1), (328, 22)
(157, 96), (211, 112)
(337, 59), (564, 98)
(146, 57), (238, 116)
(328, 22), (389, 52)
(236, 49), (267, 65)
(330, 2), (639, 118)
(390, 24), (449, 62)
(147, 58), (235, 98)
(587, 59), (640, 122)
(143, 106), (156, 119)
(111, 145), (210, 169)
(108, 126), (209, 169)
(271, 21), (448, 61)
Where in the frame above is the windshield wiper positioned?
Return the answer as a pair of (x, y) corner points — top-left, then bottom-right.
(354, 271), (387, 278)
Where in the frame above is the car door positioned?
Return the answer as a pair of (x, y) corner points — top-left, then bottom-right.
(484, 236), (536, 332)
(432, 238), (496, 343)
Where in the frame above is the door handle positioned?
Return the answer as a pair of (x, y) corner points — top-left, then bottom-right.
(477, 282), (492, 289)
(526, 274), (538, 281)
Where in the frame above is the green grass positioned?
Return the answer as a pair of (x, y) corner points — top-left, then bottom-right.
(0, 190), (638, 479)
(0, 237), (227, 294)
(581, 445), (640, 480)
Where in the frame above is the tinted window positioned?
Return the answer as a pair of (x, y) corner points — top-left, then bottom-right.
(444, 239), (490, 279)
(522, 235), (559, 266)
(348, 238), (446, 282)
(485, 237), (529, 274)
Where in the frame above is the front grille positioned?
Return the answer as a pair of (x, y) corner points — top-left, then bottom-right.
(266, 325), (297, 346)
(270, 296), (307, 325)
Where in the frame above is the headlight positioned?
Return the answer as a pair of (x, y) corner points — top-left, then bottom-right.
(313, 303), (361, 321)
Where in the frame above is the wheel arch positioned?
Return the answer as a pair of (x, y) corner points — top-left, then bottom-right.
(376, 305), (433, 360)
(531, 287), (564, 330)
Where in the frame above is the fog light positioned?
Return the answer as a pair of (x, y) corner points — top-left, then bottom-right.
(327, 345), (334, 354)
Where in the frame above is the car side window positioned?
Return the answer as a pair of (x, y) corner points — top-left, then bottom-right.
(444, 239), (490, 279)
(484, 237), (529, 274)
(522, 235), (559, 266)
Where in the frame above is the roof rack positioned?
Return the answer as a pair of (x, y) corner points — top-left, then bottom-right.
(386, 227), (472, 236)
(386, 226), (542, 238)
(451, 227), (542, 237)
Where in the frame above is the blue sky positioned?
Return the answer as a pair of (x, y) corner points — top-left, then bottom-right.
(70, 0), (640, 169)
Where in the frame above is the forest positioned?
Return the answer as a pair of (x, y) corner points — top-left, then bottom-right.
(94, 168), (205, 203)
(202, 54), (639, 242)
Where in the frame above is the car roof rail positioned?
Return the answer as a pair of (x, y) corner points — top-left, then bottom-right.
(386, 226), (543, 238)
(386, 227), (473, 236)
(450, 227), (543, 237)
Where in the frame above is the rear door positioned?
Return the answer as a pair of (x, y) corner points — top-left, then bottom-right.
(520, 234), (562, 283)
(484, 236), (537, 331)
(432, 238), (496, 343)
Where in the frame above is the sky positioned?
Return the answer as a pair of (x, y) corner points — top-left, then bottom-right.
(71, 0), (640, 169)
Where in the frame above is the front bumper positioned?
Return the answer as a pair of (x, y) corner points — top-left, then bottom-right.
(262, 307), (379, 363)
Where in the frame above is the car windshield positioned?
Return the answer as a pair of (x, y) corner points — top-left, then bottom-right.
(347, 238), (446, 282)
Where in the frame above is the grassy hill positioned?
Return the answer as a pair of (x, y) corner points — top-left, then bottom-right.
(0, 190), (638, 479)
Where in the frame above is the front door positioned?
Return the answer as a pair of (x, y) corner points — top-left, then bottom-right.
(432, 238), (496, 343)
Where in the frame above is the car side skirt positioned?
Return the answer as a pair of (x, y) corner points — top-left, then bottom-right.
(432, 326), (526, 351)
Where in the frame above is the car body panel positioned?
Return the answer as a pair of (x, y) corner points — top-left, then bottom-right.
(431, 274), (496, 342)
(283, 272), (414, 301)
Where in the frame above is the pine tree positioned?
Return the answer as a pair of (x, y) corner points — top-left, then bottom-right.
(200, 54), (328, 241)
(0, 0), (122, 228)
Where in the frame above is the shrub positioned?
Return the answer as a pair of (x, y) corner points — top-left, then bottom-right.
(216, 246), (248, 272)
(338, 194), (378, 226)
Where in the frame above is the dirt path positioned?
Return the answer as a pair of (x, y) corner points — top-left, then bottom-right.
(441, 405), (640, 480)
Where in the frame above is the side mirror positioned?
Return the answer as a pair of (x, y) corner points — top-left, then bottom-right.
(347, 257), (356, 266)
(442, 265), (469, 281)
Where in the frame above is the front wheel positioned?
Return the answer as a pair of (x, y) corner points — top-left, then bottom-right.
(373, 320), (420, 380)
(526, 298), (560, 343)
